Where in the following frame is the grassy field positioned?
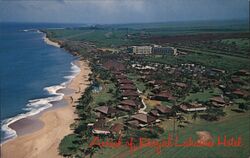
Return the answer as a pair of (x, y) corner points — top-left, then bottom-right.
(92, 81), (116, 105)
(221, 38), (250, 50)
(92, 110), (250, 158)
(127, 73), (147, 92)
(184, 88), (222, 102)
(146, 49), (250, 72)
(161, 101), (174, 107)
(178, 48), (250, 72)
(45, 19), (248, 48)
(46, 28), (146, 47)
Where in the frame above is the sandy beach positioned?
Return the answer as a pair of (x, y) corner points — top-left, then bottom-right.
(43, 36), (61, 48)
(1, 59), (91, 158)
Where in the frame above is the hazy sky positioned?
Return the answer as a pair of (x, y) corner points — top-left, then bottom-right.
(0, 0), (248, 24)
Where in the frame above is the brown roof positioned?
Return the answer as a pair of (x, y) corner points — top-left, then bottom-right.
(103, 60), (125, 72)
(121, 90), (139, 97)
(112, 71), (121, 75)
(118, 79), (133, 84)
(127, 120), (140, 127)
(131, 113), (156, 124)
(95, 106), (117, 115)
(149, 109), (159, 117)
(155, 104), (172, 113)
(231, 77), (242, 83)
(119, 84), (136, 90)
(210, 97), (225, 104)
(238, 69), (250, 75)
(148, 80), (165, 85)
(232, 89), (248, 97)
(116, 74), (127, 80)
(239, 69), (248, 73)
(95, 112), (105, 118)
(154, 80), (165, 85)
(239, 69), (249, 73)
(156, 91), (175, 100)
(208, 79), (220, 86)
(110, 123), (123, 133)
(117, 105), (131, 111)
(175, 82), (188, 88)
(120, 100), (137, 107)
(93, 119), (108, 130)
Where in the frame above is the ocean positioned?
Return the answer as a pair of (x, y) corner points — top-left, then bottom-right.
(0, 23), (83, 143)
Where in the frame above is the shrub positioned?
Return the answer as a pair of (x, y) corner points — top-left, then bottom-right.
(59, 134), (80, 157)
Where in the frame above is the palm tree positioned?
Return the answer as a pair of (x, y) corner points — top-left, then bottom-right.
(177, 115), (185, 128)
(205, 105), (226, 121)
(171, 101), (178, 138)
(77, 145), (86, 158)
(239, 103), (247, 111)
(88, 146), (99, 158)
(192, 111), (198, 122)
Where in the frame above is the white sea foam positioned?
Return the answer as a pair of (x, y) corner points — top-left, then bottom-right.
(1, 61), (81, 144)
(63, 62), (81, 85)
(22, 29), (37, 32)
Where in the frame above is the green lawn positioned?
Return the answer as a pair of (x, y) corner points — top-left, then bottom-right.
(146, 49), (250, 72)
(92, 81), (116, 105)
(221, 38), (250, 50)
(146, 55), (180, 66)
(92, 110), (250, 158)
(45, 28), (145, 47)
(161, 101), (174, 107)
(184, 88), (222, 102)
(127, 73), (147, 92)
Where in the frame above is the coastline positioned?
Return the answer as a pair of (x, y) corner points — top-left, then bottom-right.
(43, 35), (61, 48)
(1, 59), (91, 158)
(0, 61), (79, 144)
(1, 32), (92, 157)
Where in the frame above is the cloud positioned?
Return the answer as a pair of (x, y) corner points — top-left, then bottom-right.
(0, 0), (248, 23)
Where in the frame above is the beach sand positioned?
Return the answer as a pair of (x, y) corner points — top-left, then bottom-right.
(1, 60), (91, 158)
(43, 36), (61, 48)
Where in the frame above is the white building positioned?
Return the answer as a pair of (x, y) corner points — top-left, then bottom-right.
(179, 103), (207, 112)
(173, 48), (177, 55)
(132, 46), (152, 55)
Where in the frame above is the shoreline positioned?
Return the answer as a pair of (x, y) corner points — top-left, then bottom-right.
(0, 61), (79, 145)
(0, 31), (78, 145)
(43, 35), (61, 48)
(1, 32), (92, 157)
(1, 59), (91, 158)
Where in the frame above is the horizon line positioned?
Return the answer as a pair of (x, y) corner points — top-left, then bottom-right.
(0, 18), (248, 26)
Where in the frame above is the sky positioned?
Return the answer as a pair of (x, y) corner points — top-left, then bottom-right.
(0, 0), (249, 24)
